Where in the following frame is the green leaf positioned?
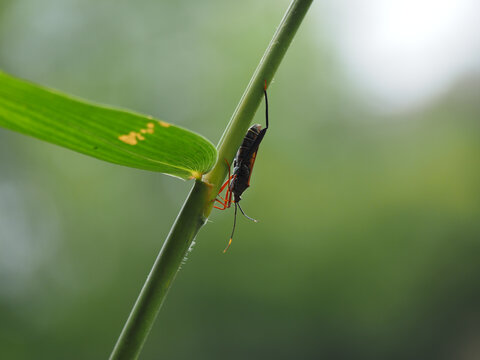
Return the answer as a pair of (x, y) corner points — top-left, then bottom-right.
(0, 71), (217, 179)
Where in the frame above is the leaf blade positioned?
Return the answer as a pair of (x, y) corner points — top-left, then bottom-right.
(0, 71), (217, 179)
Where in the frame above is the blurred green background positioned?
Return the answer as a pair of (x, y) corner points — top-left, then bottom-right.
(1, 0), (479, 359)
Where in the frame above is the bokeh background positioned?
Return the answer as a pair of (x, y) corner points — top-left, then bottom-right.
(1, 0), (479, 359)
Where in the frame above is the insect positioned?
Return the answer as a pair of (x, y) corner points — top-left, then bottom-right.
(215, 80), (269, 252)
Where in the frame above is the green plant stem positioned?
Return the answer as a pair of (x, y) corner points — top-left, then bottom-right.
(110, 180), (209, 359)
(109, 1), (313, 359)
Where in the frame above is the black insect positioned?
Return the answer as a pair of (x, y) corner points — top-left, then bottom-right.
(215, 81), (269, 252)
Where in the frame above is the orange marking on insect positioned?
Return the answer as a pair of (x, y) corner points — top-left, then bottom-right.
(223, 238), (232, 253)
(247, 151), (258, 186)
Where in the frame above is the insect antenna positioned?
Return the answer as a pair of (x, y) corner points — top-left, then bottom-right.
(237, 202), (258, 223)
(264, 80), (269, 130)
(223, 202), (238, 253)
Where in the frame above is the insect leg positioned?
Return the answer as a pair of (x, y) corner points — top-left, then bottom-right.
(214, 174), (235, 210)
(223, 160), (234, 208)
(214, 202), (228, 210)
(214, 159), (234, 210)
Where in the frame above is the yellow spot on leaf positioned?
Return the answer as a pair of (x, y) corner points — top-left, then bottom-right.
(118, 131), (140, 145)
(146, 122), (155, 133)
(158, 120), (171, 128)
(118, 122), (156, 145)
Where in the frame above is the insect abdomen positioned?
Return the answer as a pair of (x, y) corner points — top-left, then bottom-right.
(235, 124), (261, 163)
